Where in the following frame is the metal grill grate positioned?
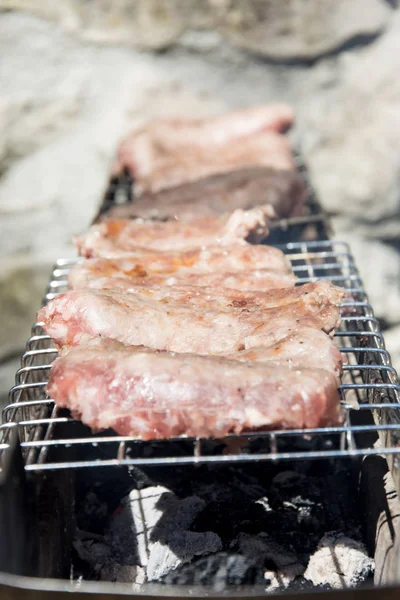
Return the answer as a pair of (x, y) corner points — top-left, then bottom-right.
(2, 239), (400, 472)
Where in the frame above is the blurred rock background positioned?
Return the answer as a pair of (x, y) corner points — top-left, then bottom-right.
(0, 0), (400, 404)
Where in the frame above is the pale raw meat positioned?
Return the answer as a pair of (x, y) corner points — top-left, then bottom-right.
(113, 104), (295, 192)
(103, 167), (307, 222)
(68, 245), (292, 288)
(75, 206), (274, 257)
(38, 285), (343, 354)
(47, 338), (342, 440)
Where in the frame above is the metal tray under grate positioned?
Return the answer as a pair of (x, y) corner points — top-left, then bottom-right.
(2, 240), (400, 474)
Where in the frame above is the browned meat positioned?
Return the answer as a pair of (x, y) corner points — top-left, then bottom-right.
(68, 245), (292, 288)
(70, 270), (296, 293)
(38, 283), (343, 354)
(113, 104), (295, 192)
(117, 132), (295, 194)
(226, 328), (342, 382)
(47, 338), (342, 440)
(103, 167), (307, 222)
(66, 280), (343, 316)
(75, 206), (274, 257)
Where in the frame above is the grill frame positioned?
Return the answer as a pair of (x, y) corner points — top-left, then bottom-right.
(2, 239), (400, 477)
(0, 167), (400, 598)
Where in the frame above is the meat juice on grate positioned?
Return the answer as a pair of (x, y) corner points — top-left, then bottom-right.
(72, 459), (373, 591)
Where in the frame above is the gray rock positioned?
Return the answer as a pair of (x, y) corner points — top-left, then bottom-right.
(300, 10), (400, 224)
(0, 0), (392, 60)
(0, 258), (50, 361)
(0, 0), (202, 50)
(381, 325), (400, 373)
(304, 533), (374, 588)
(334, 235), (400, 326)
(0, 96), (81, 177)
(218, 0), (391, 61)
(0, 356), (21, 409)
(332, 217), (400, 244)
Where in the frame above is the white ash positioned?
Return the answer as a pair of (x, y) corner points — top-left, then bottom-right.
(304, 533), (374, 589)
(109, 485), (222, 582)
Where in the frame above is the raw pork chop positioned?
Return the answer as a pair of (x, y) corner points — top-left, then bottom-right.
(226, 328), (342, 381)
(47, 338), (342, 440)
(68, 244), (292, 287)
(69, 270), (296, 293)
(75, 206), (274, 257)
(113, 104), (295, 192)
(66, 280), (343, 315)
(38, 285), (342, 354)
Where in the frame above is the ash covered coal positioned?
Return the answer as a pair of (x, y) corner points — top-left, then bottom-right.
(72, 460), (373, 591)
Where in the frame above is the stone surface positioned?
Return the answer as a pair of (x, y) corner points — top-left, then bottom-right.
(218, 0), (391, 61)
(0, 0), (392, 60)
(332, 234), (400, 326)
(298, 11), (400, 228)
(381, 325), (400, 374)
(0, 258), (50, 361)
(0, 356), (20, 408)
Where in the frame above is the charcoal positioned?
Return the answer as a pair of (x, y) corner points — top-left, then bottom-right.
(236, 532), (303, 571)
(158, 552), (265, 588)
(235, 532), (304, 590)
(74, 460), (371, 590)
(109, 485), (222, 582)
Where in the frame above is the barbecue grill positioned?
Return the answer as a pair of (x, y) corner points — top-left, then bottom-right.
(1, 165), (400, 598)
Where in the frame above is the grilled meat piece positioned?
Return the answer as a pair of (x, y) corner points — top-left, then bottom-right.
(66, 280), (342, 315)
(117, 133), (294, 194)
(47, 338), (342, 440)
(103, 167), (307, 222)
(226, 328), (342, 382)
(38, 283), (343, 354)
(75, 206), (274, 257)
(113, 104), (294, 192)
(70, 270), (296, 293)
(68, 244), (292, 288)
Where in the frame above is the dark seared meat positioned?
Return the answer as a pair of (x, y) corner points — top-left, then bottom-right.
(103, 167), (306, 222)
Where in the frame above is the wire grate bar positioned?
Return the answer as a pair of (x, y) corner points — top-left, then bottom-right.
(22, 446), (400, 472)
